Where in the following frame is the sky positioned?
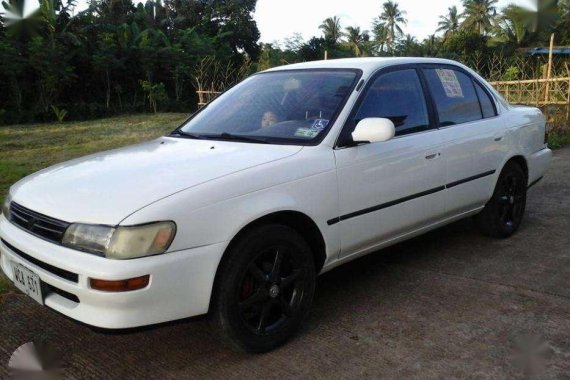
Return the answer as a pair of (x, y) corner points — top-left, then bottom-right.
(255, 0), (534, 45)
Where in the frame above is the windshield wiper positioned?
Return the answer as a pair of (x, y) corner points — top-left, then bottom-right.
(170, 130), (205, 139)
(216, 132), (270, 144)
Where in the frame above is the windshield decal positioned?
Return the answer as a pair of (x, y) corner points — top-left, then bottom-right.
(294, 128), (320, 138)
(311, 119), (329, 131)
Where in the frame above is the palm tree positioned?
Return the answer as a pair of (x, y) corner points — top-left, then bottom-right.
(461, 0), (498, 35)
(344, 26), (369, 56)
(319, 16), (342, 45)
(437, 6), (461, 40)
(396, 34), (421, 55)
(493, 4), (530, 45)
(374, 1), (407, 51)
(558, 0), (570, 42)
(371, 23), (389, 53)
(422, 34), (441, 56)
(561, 0), (570, 17)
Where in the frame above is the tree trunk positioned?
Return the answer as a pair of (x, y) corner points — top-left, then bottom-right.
(106, 71), (111, 110)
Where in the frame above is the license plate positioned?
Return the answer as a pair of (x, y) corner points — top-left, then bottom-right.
(12, 262), (43, 305)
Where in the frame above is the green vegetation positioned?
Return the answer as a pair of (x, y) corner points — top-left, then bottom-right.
(0, 0), (259, 125)
(548, 130), (570, 149)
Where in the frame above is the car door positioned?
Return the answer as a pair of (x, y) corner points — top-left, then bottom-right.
(333, 66), (447, 257)
(421, 65), (505, 215)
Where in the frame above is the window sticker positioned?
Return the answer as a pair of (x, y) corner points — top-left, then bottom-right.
(311, 119), (329, 131)
(436, 69), (464, 98)
(294, 128), (320, 138)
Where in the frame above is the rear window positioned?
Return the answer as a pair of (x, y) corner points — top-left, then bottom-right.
(474, 81), (497, 118)
(424, 68), (482, 126)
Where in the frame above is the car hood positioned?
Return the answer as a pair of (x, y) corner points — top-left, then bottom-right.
(11, 137), (303, 224)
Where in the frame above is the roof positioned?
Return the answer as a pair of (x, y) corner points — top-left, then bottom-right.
(263, 57), (465, 76)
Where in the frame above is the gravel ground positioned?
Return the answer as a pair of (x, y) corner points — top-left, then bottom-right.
(1, 147), (569, 379)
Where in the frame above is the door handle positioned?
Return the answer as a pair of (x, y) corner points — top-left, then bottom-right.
(493, 134), (504, 142)
(425, 153), (441, 160)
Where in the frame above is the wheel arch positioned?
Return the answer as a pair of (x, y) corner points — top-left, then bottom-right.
(503, 155), (529, 184)
(209, 210), (327, 310)
(225, 211), (326, 273)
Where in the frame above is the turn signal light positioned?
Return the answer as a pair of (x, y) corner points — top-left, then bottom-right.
(90, 275), (150, 292)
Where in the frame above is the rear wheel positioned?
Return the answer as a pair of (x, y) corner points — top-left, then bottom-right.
(212, 224), (316, 353)
(475, 161), (527, 238)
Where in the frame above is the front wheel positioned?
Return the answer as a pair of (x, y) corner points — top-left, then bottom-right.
(212, 224), (316, 353)
(475, 161), (527, 238)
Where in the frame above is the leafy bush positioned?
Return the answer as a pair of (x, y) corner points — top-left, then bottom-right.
(502, 66), (520, 81)
(140, 81), (168, 114)
(548, 131), (570, 149)
(51, 106), (68, 123)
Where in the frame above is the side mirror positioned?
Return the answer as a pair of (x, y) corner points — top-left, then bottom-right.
(351, 118), (395, 144)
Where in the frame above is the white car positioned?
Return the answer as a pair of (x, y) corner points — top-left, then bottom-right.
(0, 58), (551, 352)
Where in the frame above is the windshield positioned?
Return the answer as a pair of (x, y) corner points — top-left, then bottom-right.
(176, 70), (359, 144)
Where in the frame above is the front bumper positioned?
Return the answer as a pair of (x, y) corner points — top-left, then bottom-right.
(0, 214), (226, 329)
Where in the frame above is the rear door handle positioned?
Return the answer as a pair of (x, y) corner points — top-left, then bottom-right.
(425, 153), (441, 160)
(494, 134), (504, 142)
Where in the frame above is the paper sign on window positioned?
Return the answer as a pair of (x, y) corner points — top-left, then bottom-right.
(436, 69), (464, 98)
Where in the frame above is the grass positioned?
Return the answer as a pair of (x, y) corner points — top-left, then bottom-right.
(0, 113), (189, 295)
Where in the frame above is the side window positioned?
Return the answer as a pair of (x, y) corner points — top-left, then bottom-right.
(474, 81), (497, 118)
(354, 69), (430, 137)
(424, 68), (482, 126)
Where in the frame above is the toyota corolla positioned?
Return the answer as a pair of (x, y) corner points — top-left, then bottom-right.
(0, 58), (551, 352)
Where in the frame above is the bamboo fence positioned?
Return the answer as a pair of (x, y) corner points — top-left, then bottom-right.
(489, 77), (570, 106)
(196, 90), (221, 107)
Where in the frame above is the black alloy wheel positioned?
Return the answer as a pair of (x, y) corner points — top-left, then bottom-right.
(496, 171), (526, 230)
(212, 224), (316, 353)
(238, 247), (307, 335)
(475, 161), (527, 238)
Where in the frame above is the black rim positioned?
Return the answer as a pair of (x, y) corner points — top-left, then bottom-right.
(496, 172), (525, 229)
(237, 247), (306, 335)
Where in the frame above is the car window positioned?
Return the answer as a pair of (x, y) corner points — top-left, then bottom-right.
(474, 81), (496, 118)
(177, 70), (358, 145)
(424, 68), (482, 126)
(354, 69), (430, 137)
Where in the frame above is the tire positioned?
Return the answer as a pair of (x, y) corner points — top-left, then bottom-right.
(211, 224), (316, 353)
(475, 161), (527, 238)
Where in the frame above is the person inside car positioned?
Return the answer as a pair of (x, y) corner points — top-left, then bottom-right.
(261, 110), (280, 128)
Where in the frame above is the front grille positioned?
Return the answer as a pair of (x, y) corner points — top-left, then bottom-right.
(1, 238), (79, 283)
(9, 202), (70, 244)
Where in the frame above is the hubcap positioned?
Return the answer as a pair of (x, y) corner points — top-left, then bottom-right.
(269, 284), (280, 298)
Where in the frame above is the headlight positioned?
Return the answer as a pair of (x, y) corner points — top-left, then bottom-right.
(62, 221), (176, 260)
(1, 194), (11, 220)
